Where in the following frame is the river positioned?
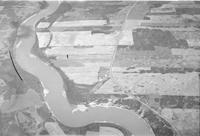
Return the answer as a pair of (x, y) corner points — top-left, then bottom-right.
(13, 1), (155, 135)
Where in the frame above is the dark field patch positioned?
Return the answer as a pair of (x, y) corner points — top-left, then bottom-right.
(124, 67), (200, 74)
(132, 29), (189, 50)
(176, 8), (200, 15)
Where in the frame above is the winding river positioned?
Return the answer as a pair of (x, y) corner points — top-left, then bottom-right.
(13, 1), (155, 135)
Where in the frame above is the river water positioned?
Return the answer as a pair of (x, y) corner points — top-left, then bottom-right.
(13, 1), (155, 135)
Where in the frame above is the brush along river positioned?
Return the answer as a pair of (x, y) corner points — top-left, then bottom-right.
(13, 1), (154, 135)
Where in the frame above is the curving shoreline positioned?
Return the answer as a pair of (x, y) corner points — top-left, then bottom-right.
(13, 1), (155, 135)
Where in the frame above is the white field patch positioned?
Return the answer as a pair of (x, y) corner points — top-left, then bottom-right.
(60, 63), (101, 85)
(45, 46), (115, 56)
(37, 32), (51, 48)
(85, 131), (99, 136)
(112, 72), (200, 96)
(187, 39), (200, 48)
(53, 20), (107, 27)
(99, 126), (124, 136)
(118, 30), (134, 45)
(60, 61), (110, 85)
(123, 20), (144, 29)
(37, 22), (50, 29)
(46, 45), (114, 84)
(48, 31), (133, 47)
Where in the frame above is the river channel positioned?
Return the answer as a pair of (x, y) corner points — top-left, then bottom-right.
(13, 1), (155, 135)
